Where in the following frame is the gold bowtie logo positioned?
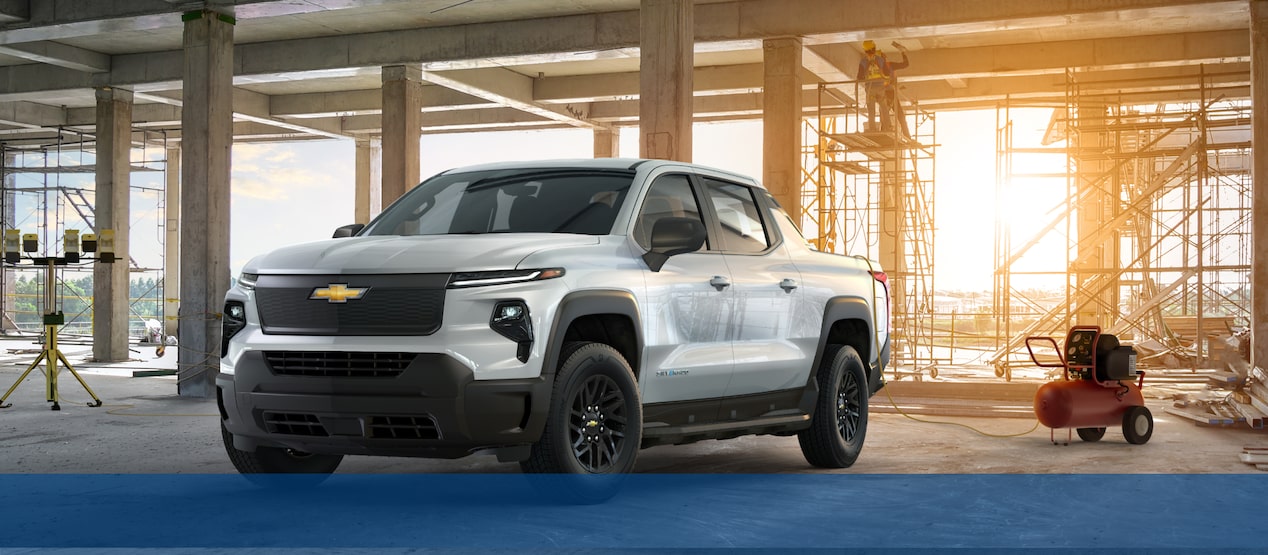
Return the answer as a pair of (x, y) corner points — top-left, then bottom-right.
(310, 284), (368, 303)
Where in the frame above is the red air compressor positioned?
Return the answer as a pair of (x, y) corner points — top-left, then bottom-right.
(1025, 326), (1153, 445)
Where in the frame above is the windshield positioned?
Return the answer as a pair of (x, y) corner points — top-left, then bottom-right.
(361, 168), (634, 236)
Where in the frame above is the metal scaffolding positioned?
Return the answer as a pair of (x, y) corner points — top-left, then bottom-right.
(989, 69), (1252, 378)
(801, 81), (937, 380)
(0, 130), (171, 338)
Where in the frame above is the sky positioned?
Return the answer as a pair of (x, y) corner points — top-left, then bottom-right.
(5, 107), (1065, 294)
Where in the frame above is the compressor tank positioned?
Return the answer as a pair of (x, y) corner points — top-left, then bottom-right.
(1034, 379), (1144, 429)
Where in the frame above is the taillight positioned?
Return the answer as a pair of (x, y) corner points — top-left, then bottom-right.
(871, 271), (887, 285)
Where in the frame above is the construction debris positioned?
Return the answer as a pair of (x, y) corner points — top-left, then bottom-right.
(1168, 331), (1268, 432)
(1238, 447), (1268, 472)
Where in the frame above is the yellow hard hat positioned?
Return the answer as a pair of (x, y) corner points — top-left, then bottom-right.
(862, 40), (876, 52)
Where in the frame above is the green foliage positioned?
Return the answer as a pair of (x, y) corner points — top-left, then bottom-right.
(10, 273), (163, 334)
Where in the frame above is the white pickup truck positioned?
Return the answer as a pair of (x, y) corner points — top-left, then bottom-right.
(218, 158), (890, 477)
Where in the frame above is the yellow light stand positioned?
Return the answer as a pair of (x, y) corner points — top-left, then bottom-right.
(0, 228), (116, 410)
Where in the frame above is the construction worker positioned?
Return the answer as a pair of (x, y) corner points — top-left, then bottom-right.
(856, 40), (910, 137)
(856, 40), (893, 132)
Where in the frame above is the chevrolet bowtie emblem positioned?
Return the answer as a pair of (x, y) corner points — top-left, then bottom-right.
(310, 284), (368, 303)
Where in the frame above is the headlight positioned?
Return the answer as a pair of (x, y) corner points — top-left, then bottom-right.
(447, 268), (564, 289)
(490, 300), (532, 363)
(238, 273), (258, 290)
(221, 300), (247, 358)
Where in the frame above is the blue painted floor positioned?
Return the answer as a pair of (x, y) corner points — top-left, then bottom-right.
(2, 474), (1264, 551)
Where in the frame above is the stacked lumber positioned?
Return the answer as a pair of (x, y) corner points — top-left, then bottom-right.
(1238, 447), (1268, 471)
(1168, 350), (1268, 431)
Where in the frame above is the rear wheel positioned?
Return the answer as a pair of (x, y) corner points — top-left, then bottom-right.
(798, 344), (869, 468)
(221, 422), (343, 480)
(1122, 406), (1153, 445)
(1076, 427), (1106, 442)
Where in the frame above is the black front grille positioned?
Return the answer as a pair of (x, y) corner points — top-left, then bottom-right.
(367, 415), (441, 440)
(263, 412), (328, 437)
(254, 274), (448, 336)
(264, 351), (416, 378)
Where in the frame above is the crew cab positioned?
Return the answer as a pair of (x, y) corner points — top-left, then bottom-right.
(218, 158), (890, 478)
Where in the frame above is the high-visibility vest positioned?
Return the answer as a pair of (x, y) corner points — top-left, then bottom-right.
(864, 53), (887, 82)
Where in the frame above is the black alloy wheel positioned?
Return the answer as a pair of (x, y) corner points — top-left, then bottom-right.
(569, 373), (629, 473)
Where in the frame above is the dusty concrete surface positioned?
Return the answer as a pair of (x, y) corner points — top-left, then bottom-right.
(0, 338), (1261, 475)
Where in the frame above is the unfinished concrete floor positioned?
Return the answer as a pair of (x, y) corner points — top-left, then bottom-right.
(0, 338), (1261, 475)
(3, 339), (1266, 552)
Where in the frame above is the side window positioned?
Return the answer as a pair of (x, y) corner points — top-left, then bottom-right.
(763, 191), (812, 249)
(703, 179), (771, 254)
(634, 174), (708, 251)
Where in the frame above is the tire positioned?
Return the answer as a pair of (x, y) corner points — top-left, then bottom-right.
(798, 344), (869, 468)
(1122, 405), (1153, 445)
(1076, 427), (1106, 442)
(521, 342), (641, 475)
(521, 342), (641, 499)
(221, 421), (343, 483)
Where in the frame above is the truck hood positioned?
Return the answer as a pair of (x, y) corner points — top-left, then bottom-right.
(243, 234), (599, 274)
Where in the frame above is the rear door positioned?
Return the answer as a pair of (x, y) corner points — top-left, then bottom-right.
(698, 177), (810, 399)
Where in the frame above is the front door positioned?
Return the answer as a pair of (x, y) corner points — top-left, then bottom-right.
(634, 172), (734, 409)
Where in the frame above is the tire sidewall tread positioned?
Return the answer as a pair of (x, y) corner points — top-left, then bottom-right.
(521, 342), (642, 475)
(798, 344), (869, 468)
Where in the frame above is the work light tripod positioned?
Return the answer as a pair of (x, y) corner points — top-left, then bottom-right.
(0, 230), (115, 410)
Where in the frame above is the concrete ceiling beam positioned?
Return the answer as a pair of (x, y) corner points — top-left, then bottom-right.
(535, 63), (761, 104)
(0, 40), (110, 72)
(31, 0), (1236, 94)
(418, 67), (607, 130)
(269, 86), (497, 119)
(0, 0), (26, 23)
(0, 101), (65, 128)
(132, 90), (349, 140)
(2, 0), (423, 45)
(532, 31), (1248, 107)
(340, 107), (554, 134)
(893, 29), (1249, 83)
(65, 102), (181, 126)
(724, 0), (1247, 45)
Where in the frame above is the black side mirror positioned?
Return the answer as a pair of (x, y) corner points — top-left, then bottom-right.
(332, 223), (364, 238)
(642, 217), (706, 272)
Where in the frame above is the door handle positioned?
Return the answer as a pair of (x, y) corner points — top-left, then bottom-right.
(779, 278), (798, 293)
(709, 275), (731, 291)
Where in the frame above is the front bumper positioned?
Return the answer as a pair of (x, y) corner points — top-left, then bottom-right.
(217, 351), (552, 460)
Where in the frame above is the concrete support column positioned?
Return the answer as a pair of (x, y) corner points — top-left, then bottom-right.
(1073, 102), (1117, 329)
(1253, 0), (1268, 369)
(354, 137), (382, 224)
(2, 150), (14, 332)
(92, 86), (132, 362)
(381, 65), (422, 207)
(593, 128), (620, 158)
(878, 158), (903, 321)
(163, 146), (179, 339)
(639, 0), (692, 162)
(178, 9), (233, 397)
(763, 37), (803, 217)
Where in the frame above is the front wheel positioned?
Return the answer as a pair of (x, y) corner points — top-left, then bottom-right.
(521, 343), (641, 504)
(798, 344), (869, 468)
(221, 422), (343, 480)
(522, 342), (641, 475)
(1122, 406), (1153, 445)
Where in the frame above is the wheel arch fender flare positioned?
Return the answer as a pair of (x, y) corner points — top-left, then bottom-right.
(541, 289), (644, 381)
(803, 296), (880, 400)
